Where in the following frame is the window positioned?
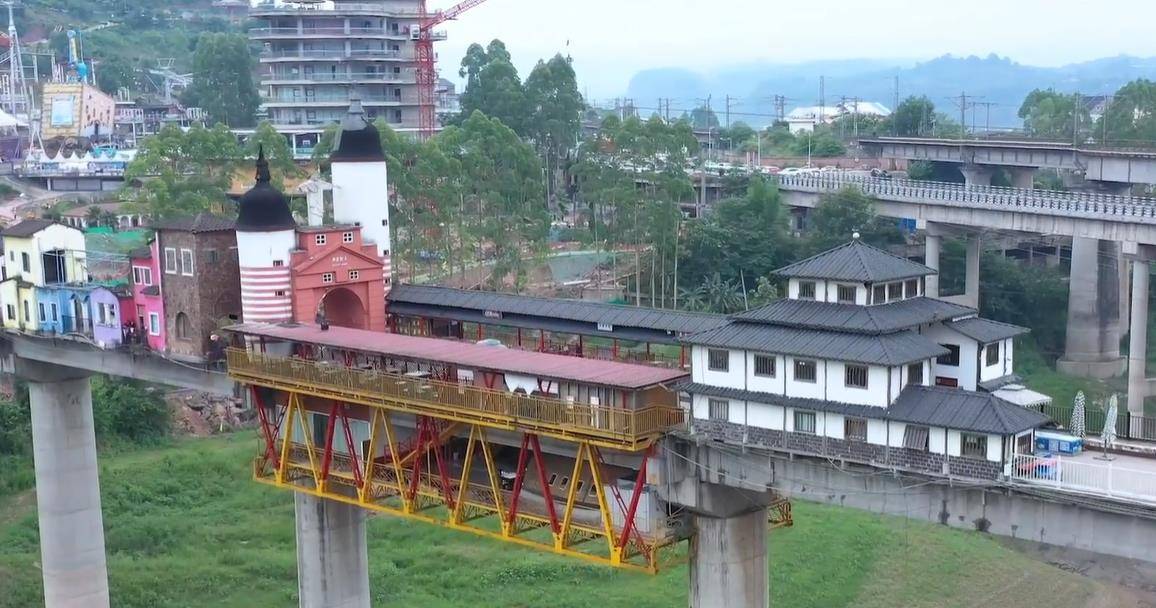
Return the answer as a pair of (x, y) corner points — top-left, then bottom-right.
(793, 359), (817, 383)
(548, 473), (557, 485)
(935, 376), (959, 388)
(961, 433), (988, 459)
(164, 248), (177, 273)
(37, 302), (45, 322)
(844, 364), (868, 389)
(707, 349), (729, 372)
(322, 272), (334, 284)
(315, 234), (327, 246)
(797, 280), (816, 300)
(904, 279), (919, 298)
(5, 304), (12, 320)
(22, 300), (29, 322)
(50, 303), (58, 322)
(148, 312), (160, 336)
(343, 231), (354, 243)
(903, 425), (930, 451)
(175, 312), (190, 339)
(887, 282), (902, 301)
(348, 270), (360, 281)
(381, 219), (389, 227)
(133, 266), (152, 286)
(872, 284), (886, 304)
(907, 362), (924, 385)
(844, 417), (867, 442)
(273, 260), (284, 267)
(180, 248), (194, 276)
(207, 250), (219, 264)
(836, 284), (856, 304)
(793, 410), (816, 435)
(708, 398), (729, 421)
(937, 344), (961, 366)
(985, 342), (1000, 367)
(20, 251), (29, 273)
(274, 290), (286, 297)
(754, 354), (776, 377)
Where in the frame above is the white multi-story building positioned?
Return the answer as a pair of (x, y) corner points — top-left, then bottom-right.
(680, 240), (1050, 480)
(249, 0), (447, 139)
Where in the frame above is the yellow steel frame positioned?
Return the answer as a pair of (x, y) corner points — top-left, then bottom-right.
(253, 387), (684, 573)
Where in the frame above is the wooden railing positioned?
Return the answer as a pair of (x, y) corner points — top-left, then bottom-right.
(228, 348), (684, 449)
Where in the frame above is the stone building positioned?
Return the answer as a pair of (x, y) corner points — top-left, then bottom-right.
(680, 239), (1051, 480)
(152, 213), (242, 361)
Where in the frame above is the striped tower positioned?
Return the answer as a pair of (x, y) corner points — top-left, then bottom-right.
(330, 96), (392, 294)
(236, 147), (298, 323)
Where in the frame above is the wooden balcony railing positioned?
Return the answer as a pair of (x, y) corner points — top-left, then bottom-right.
(228, 348), (683, 450)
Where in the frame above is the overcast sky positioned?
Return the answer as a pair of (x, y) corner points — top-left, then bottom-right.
(435, 0), (1156, 100)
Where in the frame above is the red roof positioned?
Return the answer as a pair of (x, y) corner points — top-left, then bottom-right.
(229, 323), (689, 389)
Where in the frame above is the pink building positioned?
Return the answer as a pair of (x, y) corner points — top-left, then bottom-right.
(128, 238), (166, 351)
(289, 225), (386, 331)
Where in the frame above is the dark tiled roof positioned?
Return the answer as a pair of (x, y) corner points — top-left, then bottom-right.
(236, 148), (297, 233)
(945, 317), (1029, 343)
(774, 240), (934, 282)
(733, 297), (975, 334)
(678, 382), (1050, 435)
(889, 385), (1050, 434)
(684, 320), (947, 365)
(978, 374), (1022, 392)
(1, 218), (63, 237)
(331, 97), (386, 163)
(388, 284), (727, 335)
(141, 285), (160, 296)
(151, 212), (235, 233)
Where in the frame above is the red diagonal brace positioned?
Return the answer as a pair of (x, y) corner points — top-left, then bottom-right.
(529, 434), (560, 534)
(338, 404), (364, 489)
(618, 448), (650, 550)
(506, 434), (531, 526)
(319, 401), (340, 483)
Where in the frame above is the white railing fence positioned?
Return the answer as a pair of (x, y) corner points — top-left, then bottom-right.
(1007, 453), (1156, 504)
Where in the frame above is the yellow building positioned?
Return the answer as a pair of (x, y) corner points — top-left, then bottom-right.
(42, 83), (117, 139)
(0, 219), (87, 329)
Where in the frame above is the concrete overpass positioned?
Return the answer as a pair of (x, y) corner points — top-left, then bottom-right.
(777, 173), (1156, 424)
(859, 137), (1156, 186)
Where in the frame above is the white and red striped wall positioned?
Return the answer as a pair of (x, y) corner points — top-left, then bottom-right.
(237, 230), (296, 323)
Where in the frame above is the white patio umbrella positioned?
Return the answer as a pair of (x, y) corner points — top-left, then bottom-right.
(1098, 394), (1119, 461)
(1070, 391), (1086, 438)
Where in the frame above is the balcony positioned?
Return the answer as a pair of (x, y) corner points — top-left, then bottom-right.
(262, 92), (419, 106)
(250, 26), (408, 39)
(264, 71), (415, 85)
(227, 348), (684, 450)
(250, 3), (423, 17)
(260, 49), (412, 61)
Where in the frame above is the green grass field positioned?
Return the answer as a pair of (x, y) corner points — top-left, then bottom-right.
(0, 434), (1109, 608)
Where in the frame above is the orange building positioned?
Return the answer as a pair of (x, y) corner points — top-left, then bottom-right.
(289, 225), (386, 331)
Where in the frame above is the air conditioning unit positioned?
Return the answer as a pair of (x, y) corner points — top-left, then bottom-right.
(409, 26), (421, 40)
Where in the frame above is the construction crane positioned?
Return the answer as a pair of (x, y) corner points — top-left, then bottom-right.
(415, 0), (490, 139)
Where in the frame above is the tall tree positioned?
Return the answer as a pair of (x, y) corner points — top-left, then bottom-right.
(95, 56), (135, 96)
(688, 105), (720, 130)
(889, 95), (936, 137)
(1098, 79), (1156, 144)
(806, 187), (903, 253)
(1018, 89), (1088, 140)
(457, 39), (528, 134)
(525, 53), (583, 209)
(181, 33), (260, 127)
(123, 124), (242, 219)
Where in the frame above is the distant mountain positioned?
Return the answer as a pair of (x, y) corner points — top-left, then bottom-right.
(624, 55), (1156, 128)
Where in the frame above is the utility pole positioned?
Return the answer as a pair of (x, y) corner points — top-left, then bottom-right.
(773, 95), (786, 124)
(818, 75), (826, 123)
(974, 101), (996, 134)
(950, 92), (982, 140)
(1073, 92), (1082, 146)
(724, 94), (732, 128)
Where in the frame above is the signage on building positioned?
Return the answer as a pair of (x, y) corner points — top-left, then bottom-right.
(597, 322), (613, 332)
(483, 310), (502, 319)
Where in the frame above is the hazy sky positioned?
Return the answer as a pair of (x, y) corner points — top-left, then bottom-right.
(436, 0), (1156, 100)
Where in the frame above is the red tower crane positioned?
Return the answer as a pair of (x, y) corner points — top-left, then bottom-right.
(416, 0), (490, 139)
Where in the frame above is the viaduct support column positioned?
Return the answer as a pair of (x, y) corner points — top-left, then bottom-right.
(1128, 259), (1149, 430)
(960, 163), (994, 187)
(1007, 167), (1036, 189)
(960, 233), (981, 309)
(690, 505), (769, 608)
(295, 493), (370, 608)
(924, 232), (941, 298)
(23, 361), (109, 608)
(1058, 237), (1125, 378)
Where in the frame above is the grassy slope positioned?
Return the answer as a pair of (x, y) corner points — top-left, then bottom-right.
(0, 434), (1104, 608)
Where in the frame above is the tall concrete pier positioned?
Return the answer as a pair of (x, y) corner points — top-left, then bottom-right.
(294, 494), (370, 608)
(689, 506), (769, 608)
(24, 362), (110, 608)
(1058, 237), (1125, 378)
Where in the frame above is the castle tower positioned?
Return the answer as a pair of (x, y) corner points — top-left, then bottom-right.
(330, 97), (392, 293)
(236, 147), (297, 323)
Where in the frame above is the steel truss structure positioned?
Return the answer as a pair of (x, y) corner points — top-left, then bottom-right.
(246, 384), (684, 572)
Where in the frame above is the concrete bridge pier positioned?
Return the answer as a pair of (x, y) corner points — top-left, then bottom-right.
(960, 163), (994, 187)
(923, 223), (980, 308)
(294, 494), (370, 608)
(1007, 166), (1036, 189)
(1125, 244), (1156, 430)
(1058, 237), (1125, 378)
(924, 232), (941, 298)
(19, 360), (110, 608)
